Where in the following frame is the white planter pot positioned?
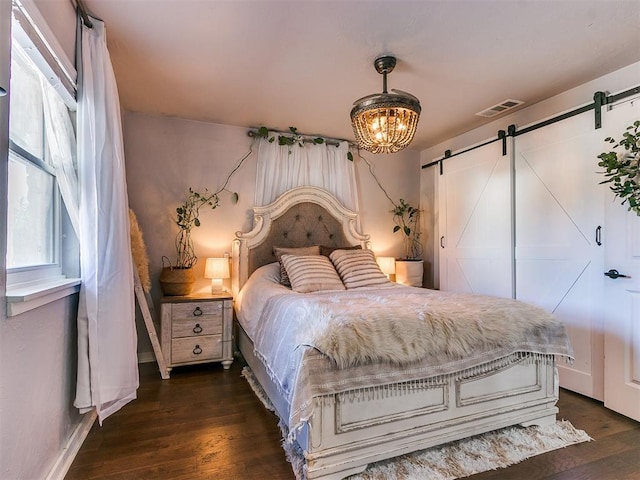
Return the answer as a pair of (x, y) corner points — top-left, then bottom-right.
(395, 260), (423, 287)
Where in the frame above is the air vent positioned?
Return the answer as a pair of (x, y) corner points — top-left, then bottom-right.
(476, 99), (524, 118)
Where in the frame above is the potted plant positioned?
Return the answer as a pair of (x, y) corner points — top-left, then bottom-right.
(392, 198), (424, 286)
(160, 188), (220, 295)
(597, 120), (640, 215)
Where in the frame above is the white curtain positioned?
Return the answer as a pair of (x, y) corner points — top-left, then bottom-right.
(255, 137), (359, 210)
(74, 18), (138, 423)
(40, 78), (80, 234)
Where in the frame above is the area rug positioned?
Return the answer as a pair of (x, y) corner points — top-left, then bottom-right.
(241, 367), (591, 480)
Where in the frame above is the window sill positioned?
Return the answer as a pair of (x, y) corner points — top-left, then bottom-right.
(6, 277), (81, 317)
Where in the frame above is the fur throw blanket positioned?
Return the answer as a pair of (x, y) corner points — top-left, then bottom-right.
(129, 209), (151, 292)
(305, 290), (573, 368)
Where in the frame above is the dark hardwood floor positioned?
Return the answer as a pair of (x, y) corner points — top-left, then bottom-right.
(66, 361), (640, 480)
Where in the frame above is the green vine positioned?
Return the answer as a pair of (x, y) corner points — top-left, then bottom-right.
(170, 126), (343, 269)
(356, 150), (422, 260)
(255, 126), (353, 159)
(169, 125), (419, 269)
(597, 120), (640, 215)
(170, 136), (255, 269)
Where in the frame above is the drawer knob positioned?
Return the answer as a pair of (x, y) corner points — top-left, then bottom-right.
(192, 307), (203, 317)
(192, 323), (203, 334)
(193, 344), (202, 355)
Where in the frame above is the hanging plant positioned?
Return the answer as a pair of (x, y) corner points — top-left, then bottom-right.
(597, 120), (640, 215)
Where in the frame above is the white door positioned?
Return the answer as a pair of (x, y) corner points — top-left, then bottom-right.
(514, 111), (606, 400)
(438, 141), (512, 298)
(601, 99), (640, 421)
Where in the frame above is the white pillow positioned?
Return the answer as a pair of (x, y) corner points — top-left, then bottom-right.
(280, 254), (345, 293)
(329, 249), (391, 289)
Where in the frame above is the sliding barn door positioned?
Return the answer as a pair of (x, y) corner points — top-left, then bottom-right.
(514, 112), (606, 400)
(438, 141), (512, 298)
(601, 99), (640, 421)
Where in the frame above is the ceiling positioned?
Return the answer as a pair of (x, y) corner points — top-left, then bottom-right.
(84, 0), (640, 151)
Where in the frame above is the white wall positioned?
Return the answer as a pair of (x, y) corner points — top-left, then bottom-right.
(0, 298), (81, 479)
(421, 61), (640, 287)
(0, 2), (83, 479)
(123, 112), (420, 354)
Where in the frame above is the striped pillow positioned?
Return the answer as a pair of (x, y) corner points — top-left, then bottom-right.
(280, 254), (345, 293)
(273, 245), (321, 286)
(329, 249), (391, 289)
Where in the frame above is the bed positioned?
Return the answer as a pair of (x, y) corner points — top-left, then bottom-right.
(231, 186), (573, 480)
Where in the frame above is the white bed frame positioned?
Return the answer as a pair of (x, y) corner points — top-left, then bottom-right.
(232, 186), (559, 480)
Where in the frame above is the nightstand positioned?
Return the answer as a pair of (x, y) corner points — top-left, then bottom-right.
(160, 293), (233, 376)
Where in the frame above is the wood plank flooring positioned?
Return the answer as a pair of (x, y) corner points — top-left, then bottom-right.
(66, 361), (640, 480)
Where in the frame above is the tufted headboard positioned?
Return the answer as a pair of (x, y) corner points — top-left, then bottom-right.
(231, 186), (370, 297)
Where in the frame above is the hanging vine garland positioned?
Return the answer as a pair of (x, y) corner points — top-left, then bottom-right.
(597, 120), (640, 215)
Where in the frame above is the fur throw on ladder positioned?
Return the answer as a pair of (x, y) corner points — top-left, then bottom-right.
(129, 209), (151, 292)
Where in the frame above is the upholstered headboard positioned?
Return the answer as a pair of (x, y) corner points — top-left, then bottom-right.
(231, 186), (370, 296)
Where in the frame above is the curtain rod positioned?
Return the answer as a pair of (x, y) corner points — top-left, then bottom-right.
(247, 129), (357, 148)
(74, 0), (94, 28)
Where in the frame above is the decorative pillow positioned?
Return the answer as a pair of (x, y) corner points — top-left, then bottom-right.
(319, 244), (362, 257)
(273, 245), (321, 286)
(329, 249), (391, 289)
(280, 254), (345, 293)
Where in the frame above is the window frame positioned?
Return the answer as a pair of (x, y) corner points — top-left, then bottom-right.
(5, 0), (80, 316)
(6, 45), (64, 286)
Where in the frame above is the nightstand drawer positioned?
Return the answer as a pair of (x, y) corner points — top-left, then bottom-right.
(171, 317), (222, 338)
(171, 335), (222, 364)
(171, 301), (223, 321)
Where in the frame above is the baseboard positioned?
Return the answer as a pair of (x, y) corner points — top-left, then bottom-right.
(137, 350), (156, 364)
(45, 409), (97, 480)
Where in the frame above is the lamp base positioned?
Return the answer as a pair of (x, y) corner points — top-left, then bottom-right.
(210, 278), (224, 294)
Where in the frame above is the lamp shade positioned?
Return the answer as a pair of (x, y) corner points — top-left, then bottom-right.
(204, 257), (230, 280)
(376, 256), (396, 276)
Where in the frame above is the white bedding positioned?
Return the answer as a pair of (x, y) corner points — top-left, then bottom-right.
(235, 263), (573, 436)
(235, 263), (288, 339)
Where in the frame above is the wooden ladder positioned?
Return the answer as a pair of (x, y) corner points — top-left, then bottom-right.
(133, 264), (170, 379)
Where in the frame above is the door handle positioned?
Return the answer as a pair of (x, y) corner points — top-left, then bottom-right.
(440, 236), (445, 248)
(604, 269), (631, 279)
(595, 226), (602, 246)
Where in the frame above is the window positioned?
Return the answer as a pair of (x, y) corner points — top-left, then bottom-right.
(6, 1), (80, 314)
(7, 43), (58, 273)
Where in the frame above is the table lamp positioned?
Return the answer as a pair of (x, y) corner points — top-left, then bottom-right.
(376, 256), (396, 280)
(204, 257), (230, 293)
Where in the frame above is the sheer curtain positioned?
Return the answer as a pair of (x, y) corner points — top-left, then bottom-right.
(74, 18), (138, 423)
(255, 137), (359, 210)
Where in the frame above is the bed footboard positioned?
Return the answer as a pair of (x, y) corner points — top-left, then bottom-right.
(236, 323), (558, 480)
(302, 356), (558, 480)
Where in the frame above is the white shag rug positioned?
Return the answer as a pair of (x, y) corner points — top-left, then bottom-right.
(241, 367), (592, 480)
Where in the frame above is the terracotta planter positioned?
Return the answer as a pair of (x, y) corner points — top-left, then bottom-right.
(395, 260), (423, 287)
(159, 266), (195, 296)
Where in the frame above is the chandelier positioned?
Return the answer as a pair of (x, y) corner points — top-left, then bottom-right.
(350, 56), (421, 154)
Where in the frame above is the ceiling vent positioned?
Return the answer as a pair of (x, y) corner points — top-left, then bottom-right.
(476, 99), (524, 118)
